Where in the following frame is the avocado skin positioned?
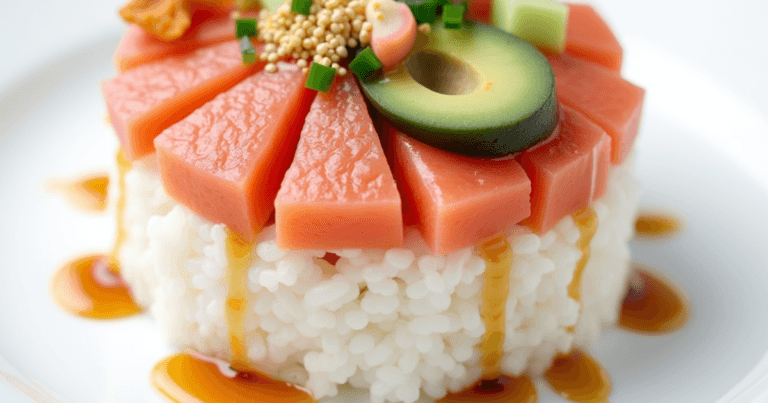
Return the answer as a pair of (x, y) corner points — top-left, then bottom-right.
(361, 20), (559, 157)
(377, 88), (558, 157)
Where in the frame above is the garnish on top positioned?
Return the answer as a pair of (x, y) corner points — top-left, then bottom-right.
(120, 0), (235, 41)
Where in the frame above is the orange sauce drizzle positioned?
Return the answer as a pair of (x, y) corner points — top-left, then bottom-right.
(224, 229), (255, 371)
(47, 174), (109, 212)
(438, 375), (537, 403)
(619, 268), (689, 334)
(476, 233), (514, 379)
(151, 353), (315, 403)
(634, 213), (680, 238)
(544, 349), (611, 403)
(108, 149), (132, 273)
(568, 207), (598, 302)
(50, 254), (142, 319)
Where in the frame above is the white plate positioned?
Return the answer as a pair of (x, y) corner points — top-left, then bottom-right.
(2, 20), (768, 403)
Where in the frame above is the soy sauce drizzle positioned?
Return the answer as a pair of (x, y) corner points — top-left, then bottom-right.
(619, 268), (689, 334)
(635, 213), (681, 238)
(438, 375), (537, 403)
(47, 174), (109, 212)
(151, 353), (315, 403)
(544, 349), (611, 403)
(224, 229), (256, 371)
(476, 233), (514, 379)
(569, 207), (598, 303)
(50, 254), (141, 319)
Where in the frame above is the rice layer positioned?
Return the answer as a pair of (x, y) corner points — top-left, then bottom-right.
(118, 154), (640, 403)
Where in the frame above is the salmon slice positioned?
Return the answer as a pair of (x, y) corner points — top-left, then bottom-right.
(275, 75), (403, 250)
(388, 127), (531, 255)
(114, 8), (242, 72)
(102, 40), (264, 161)
(565, 3), (623, 71)
(518, 105), (612, 233)
(467, 0), (492, 24)
(154, 62), (316, 242)
(546, 52), (644, 164)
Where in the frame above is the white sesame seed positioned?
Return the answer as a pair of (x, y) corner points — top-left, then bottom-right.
(265, 63), (277, 73)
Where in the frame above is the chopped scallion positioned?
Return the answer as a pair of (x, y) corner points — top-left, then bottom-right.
(291, 0), (312, 16)
(235, 18), (257, 38)
(349, 47), (383, 82)
(240, 36), (256, 64)
(306, 62), (336, 92)
(443, 4), (464, 29)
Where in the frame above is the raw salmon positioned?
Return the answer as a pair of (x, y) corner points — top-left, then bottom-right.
(546, 51), (644, 164)
(102, 40), (264, 161)
(275, 75), (403, 249)
(154, 62), (316, 242)
(518, 104), (611, 233)
(565, 3), (623, 71)
(114, 8), (241, 72)
(388, 127), (531, 255)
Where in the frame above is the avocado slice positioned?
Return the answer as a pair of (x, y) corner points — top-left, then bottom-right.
(360, 19), (558, 157)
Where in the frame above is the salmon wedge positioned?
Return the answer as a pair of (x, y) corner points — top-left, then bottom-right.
(388, 127), (531, 255)
(154, 62), (316, 242)
(103, 40), (263, 160)
(565, 3), (623, 71)
(114, 8), (241, 72)
(275, 75), (403, 250)
(518, 105), (612, 233)
(546, 52), (644, 164)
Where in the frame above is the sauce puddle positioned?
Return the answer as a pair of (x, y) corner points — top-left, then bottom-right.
(151, 353), (315, 403)
(635, 213), (681, 238)
(544, 349), (611, 403)
(619, 267), (689, 334)
(50, 254), (141, 319)
(47, 174), (109, 212)
(438, 375), (537, 403)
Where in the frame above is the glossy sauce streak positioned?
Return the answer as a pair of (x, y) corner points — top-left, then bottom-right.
(635, 213), (680, 238)
(50, 254), (141, 319)
(224, 229), (255, 371)
(569, 207), (598, 302)
(109, 149), (132, 272)
(476, 233), (514, 379)
(47, 174), (109, 212)
(619, 268), (690, 334)
(151, 353), (315, 403)
(544, 349), (611, 403)
(438, 375), (537, 403)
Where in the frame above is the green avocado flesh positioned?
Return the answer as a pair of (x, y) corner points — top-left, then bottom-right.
(360, 20), (558, 157)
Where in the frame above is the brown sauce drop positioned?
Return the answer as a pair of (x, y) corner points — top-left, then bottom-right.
(635, 213), (681, 238)
(108, 149), (132, 272)
(476, 233), (514, 379)
(569, 207), (598, 302)
(50, 254), (141, 319)
(224, 229), (255, 371)
(619, 268), (690, 334)
(47, 174), (109, 212)
(151, 353), (315, 403)
(438, 375), (537, 403)
(544, 349), (611, 403)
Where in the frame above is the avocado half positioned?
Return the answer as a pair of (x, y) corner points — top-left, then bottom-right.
(360, 20), (558, 157)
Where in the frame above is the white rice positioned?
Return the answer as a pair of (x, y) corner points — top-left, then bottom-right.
(116, 153), (640, 403)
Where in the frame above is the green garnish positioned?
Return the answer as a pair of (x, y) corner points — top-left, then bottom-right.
(306, 62), (336, 92)
(291, 0), (312, 16)
(235, 18), (257, 38)
(399, 0), (439, 24)
(349, 47), (383, 82)
(240, 36), (256, 64)
(443, 4), (464, 29)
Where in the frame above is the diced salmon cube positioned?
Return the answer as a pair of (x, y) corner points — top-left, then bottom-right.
(389, 128), (531, 255)
(565, 3), (623, 71)
(518, 105), (612, 233)
(102, 40), (263, 160)
(154, 63), (316, 242)
(546, 52), (645, 164)
(275, 75), (403, 250)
